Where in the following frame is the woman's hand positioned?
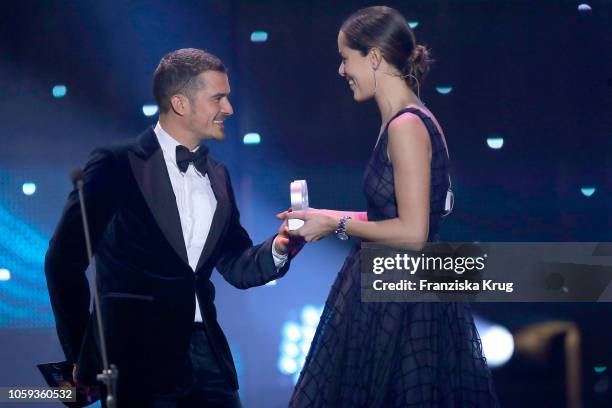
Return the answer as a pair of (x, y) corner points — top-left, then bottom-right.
(278, 208), (339, 242)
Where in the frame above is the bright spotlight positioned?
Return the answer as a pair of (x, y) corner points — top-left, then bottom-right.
(283, 322), (302, 342)
(22, 183), (36, 195)
(302, 326), (316, 344)
(581, 187), (596, 197)
(282, 342), (300, 359)
(278, 304), (324, 379)
(436, 86), (453, 94)
(52, 85), (67, 98)
(243, 133), (261, 145)
(278, 357), (298, 375)
(0, 268), (11, 281)
(487, 137), (504, 149)
(250, 31), (268, 42)
(480, 325), (514, 367)
(142, 104), (159, 117)
(301, 305), (321, 327)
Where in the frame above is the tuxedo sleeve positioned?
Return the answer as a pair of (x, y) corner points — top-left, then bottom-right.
(215, 166), (290, 289)
(44, 148), (118, 362)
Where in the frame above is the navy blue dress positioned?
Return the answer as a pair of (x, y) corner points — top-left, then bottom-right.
(290, 108), (499, 407)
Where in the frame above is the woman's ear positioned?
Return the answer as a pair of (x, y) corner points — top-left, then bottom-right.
(368, 48), (382, 70)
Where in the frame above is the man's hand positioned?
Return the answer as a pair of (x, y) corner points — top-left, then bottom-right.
(274, 209), (306, 257)
(72, 364), (101, 402)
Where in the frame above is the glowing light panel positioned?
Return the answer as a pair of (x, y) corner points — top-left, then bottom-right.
(243, 133), (261, 145)
(480, 325), (514, 367)
(142, 104), (159, 117)
(279, 305), (324, 383)
(436, 86), (453, 94)
(0, 269), (11, 281)
(250, 31), (268, 42)
(581, 187), (596, 197)
(52, 85), (67, 98)
(22, 183), (36, 195)
(487, 137), (504, 149)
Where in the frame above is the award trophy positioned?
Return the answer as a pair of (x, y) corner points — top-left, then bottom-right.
(289, 180), (308, 231)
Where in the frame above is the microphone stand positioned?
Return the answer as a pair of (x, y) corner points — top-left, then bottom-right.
(71, 168), (118, 408)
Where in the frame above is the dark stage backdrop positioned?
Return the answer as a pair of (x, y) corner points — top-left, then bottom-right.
(0, 1), (610, 406)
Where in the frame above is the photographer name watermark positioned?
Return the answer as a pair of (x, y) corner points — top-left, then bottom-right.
(373, 278), (513, 293)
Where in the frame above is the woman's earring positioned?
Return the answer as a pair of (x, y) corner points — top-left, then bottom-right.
(372, 68), (378, 96)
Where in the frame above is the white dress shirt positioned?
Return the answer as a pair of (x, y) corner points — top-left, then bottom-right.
(154, 123), (287, 322)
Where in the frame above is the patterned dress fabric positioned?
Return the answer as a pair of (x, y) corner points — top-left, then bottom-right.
(290, 108), (499, 407)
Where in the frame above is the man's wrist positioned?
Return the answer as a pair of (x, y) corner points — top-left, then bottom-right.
(271, 237), (288, 270)
(272, 236), (289, 261)
(272, 237), (288, 258)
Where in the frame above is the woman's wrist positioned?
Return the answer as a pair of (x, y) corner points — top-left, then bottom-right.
(328, 214), (341, 233)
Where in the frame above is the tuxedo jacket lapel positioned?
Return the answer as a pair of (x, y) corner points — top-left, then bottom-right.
(128, 128), (189, 265)
(195, 159), (230, 272)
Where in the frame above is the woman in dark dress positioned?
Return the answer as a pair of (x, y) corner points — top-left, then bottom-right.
(284, 6), (499, 407)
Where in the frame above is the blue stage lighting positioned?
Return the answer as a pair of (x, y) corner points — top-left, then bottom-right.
(436, 86), (453, 95)
(578, 3), (592, 12)
(52, 85), (67, 98)
(22, 182), (36, 195)
(278, 305), (324, 382)
(487, 137), (504, 149)
(594, 366), (607, 373)
(408, 21), (419, 29)
(243, 133), (261, 145)
(581, 187), (596, 197)
(142, 104), (159, 117)
(0, 203), (54, 327)
(0, 268), (10, 281)
(250, 31), (268, 42)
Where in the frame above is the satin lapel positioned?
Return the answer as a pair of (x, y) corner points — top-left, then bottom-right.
(195, 161), (230, 271)
(128, 130), (189, 265)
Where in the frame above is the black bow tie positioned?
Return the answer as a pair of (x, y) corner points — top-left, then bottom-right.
(176, 145), (208, 174)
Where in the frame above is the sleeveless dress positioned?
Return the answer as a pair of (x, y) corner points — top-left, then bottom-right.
(289, 108), (499, 407)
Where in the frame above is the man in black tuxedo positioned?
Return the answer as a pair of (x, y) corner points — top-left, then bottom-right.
(44, 48), (302, 407)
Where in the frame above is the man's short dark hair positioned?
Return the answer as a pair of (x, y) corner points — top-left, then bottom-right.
(153, 48), (227, 113)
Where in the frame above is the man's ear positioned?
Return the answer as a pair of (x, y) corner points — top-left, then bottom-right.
(368, 48), (382, 70)
(170, 94), (188, 116)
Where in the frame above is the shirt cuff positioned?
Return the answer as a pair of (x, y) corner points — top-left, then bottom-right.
(271, 241), (289, 269)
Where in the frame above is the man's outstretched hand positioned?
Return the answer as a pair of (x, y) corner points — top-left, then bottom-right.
(72, 364), (101, 402)
(274, 209), (306, 257)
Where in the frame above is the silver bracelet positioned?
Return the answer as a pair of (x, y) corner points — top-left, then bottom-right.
(334, 216), (352, 241)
